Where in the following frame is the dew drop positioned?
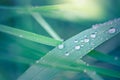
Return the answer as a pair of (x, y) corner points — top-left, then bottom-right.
(36, 60), (39, 63)
(65, 52), (70, 56)
(92, 71), (96, 75)
(81, 45), (84, 47)
(58, 44), (64, 49)
(75, 46), (80, 50)
(74, 40), (78, 43)
(84, 69), (87, 73)
(19, 35), (23, 37)
(108, 27), (116, 34)
(90, 33), (96, 38)
(84, 38), (89, 43)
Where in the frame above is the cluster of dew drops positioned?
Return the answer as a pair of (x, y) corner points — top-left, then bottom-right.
(58, 24), (117, 57)
(36, 19), (118, 68)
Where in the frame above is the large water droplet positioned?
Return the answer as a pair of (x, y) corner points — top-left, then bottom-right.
(58, 44), (64, 49)
(75, 46), (80, 50)
(108, 28), (116, 34)
(90, 33), (96, 38)
(84, 38), (89, 43)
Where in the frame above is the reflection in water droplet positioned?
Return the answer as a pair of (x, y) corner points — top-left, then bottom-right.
(84, 38), (89, 43)
(90, 33), (96, 38)
(75, 46), (80, 50)
(58, 44), (64, 49)
(108, 28), (116, 34)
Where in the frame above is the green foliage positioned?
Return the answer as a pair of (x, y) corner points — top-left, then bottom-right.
(0, 0), (120, 80)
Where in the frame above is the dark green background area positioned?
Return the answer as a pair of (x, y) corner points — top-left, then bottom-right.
(0, 0), (120, 80)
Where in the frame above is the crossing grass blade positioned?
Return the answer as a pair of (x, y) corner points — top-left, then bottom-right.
(0, 25), (61, 46)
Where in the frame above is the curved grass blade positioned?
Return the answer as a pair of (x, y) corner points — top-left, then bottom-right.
(18, 18), (120, 80)
(0, 25), (61, 46)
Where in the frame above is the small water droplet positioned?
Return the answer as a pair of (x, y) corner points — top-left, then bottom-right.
(84, 38), (89, 43)
(86, 64), (89, 66)
(74, 40), (78, 43)
(19, 35), (23, 37)
(75, 46), (80, 50)
(81, 45), (84, 47)
(36, 60), (39, 63)
(114, 57), (118, 60)
(81, 40), (84, 42)
(65, 52), (70, 56)
(84, 69), (87, 73)
(58, 44), (64, 49)
(108, 28), (116, 34)
(90, 33), (96, 38)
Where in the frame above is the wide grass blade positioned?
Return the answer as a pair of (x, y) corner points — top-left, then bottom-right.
(18, 18), (120, 80)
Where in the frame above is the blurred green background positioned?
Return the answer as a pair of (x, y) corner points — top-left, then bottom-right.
(0, 0), (120, 80)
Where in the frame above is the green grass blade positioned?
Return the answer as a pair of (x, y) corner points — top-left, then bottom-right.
(0, 25), (61, 46)
(88, 50), (120, 66)
(31, 12), (102, 80)
(39, 57), (120, 78)
(18, 18), (120, 80)
(32, 13), (62, 41)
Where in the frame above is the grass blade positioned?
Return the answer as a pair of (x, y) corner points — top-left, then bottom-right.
(32, 13), (62, 41)
(18, 18), (120, 80)
(88, 50), (120, 66)
(0, 25), (61, 46)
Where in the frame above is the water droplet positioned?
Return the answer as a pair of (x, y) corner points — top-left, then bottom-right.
(81, 40), (84, 42)
(84, 69), (87, 73)
(75, 46), (80, 50)
(108, 28), (116, 34)
(81, 45), (84, 47)
(114, 57), (118, 60)
(86, 64), (89, 66)
(74, 40), (78, 43)
(19, 35), (23, 37)
(36, 60), (39, 63)
(90, 33), (96, 38)
(84, 38), (89, 43)
(65, 52), (70, 56)
(58, 44), (64, 49)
